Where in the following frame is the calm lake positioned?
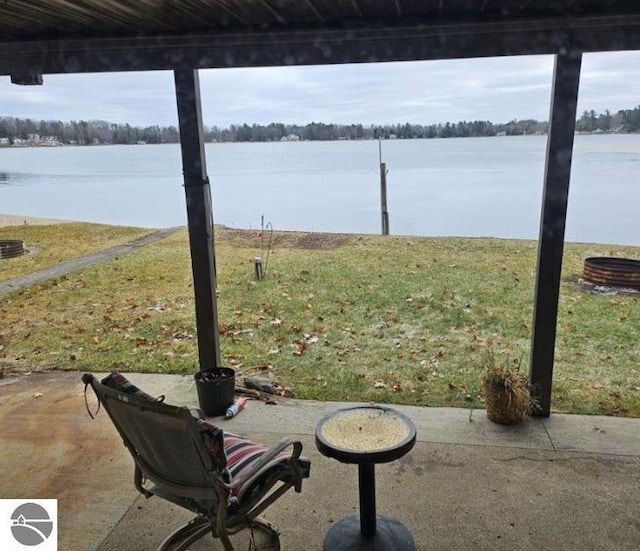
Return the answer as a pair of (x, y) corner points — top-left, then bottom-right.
(1, 134), (639, 246)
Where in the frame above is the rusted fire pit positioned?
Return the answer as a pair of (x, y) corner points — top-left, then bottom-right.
(0, 240), (26, 259)
(583, 257), (640, 289)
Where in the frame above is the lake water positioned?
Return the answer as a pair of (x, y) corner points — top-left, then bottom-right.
(1, 134), (639, 246)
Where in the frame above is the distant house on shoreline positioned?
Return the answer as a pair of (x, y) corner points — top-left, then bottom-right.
(6, 134), (63, 147)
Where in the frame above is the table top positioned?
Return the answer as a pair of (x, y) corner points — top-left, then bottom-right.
(315, 405), (416, 464)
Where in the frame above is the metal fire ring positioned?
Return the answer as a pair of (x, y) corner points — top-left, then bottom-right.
(583, 257), (640, 289)
(0, 240), (26, 259)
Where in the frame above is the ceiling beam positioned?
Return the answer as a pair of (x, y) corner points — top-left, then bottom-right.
(1, 14), (639, 76)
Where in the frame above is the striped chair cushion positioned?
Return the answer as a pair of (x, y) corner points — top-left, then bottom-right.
(224, 433), (290, 482)
(223, 433), (304, 502)
(197, 423), (299, 498)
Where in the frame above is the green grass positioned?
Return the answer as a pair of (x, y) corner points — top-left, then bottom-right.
(0, 223), (153, 280)
(0, 226), (638, 416)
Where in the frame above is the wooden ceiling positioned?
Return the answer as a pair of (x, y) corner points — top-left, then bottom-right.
(1, 1), (639, 75)
(1, 1), (638, 39)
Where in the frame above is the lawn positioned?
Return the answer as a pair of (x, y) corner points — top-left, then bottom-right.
(0, 222), (153, 280)
(0, 225), (638, 416)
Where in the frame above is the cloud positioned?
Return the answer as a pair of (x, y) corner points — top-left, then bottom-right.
(1, 71), (178, 126)
(197, 56), (557, 126)
(1, 51), (639, 128)
(578, 51), (640, 112)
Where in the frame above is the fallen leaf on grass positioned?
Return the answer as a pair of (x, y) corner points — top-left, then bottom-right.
(273, 383), (294, 398)
(337, 345), (362, 357)
(292, 340), (308, 356)
(374, 380), (387, 389)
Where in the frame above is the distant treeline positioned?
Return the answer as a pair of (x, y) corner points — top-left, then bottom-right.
(1, 105), (639, 145)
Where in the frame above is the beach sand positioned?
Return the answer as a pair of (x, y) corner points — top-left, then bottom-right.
(0, 214), (73, 228)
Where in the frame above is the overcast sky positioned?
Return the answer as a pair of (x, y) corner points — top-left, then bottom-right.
(1, 51), (639, 128)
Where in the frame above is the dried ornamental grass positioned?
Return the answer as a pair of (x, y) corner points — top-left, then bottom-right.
(320, 409), (411, 451)
(481, 351), (533, 425)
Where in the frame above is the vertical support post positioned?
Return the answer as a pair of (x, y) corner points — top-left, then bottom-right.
(530, 50), (582, 417)
(174, 69), (221, 370)
(379, 139), (389, 235)
(358, 462), (377, 538)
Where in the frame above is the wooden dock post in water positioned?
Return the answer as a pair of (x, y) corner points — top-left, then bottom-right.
(379, 139), (389, 235)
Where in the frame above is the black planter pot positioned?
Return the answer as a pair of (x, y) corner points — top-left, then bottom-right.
(194, 367), (235, 417)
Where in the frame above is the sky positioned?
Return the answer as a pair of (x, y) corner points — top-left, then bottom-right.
(1, 51), (639, 128)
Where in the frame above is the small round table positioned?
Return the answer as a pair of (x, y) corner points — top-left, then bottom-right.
(315, 405), (417, 551)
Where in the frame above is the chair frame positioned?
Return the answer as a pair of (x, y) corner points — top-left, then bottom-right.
(82, 373), (308, 551)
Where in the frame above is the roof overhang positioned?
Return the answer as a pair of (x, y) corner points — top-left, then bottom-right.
(1, 3), (640, 76)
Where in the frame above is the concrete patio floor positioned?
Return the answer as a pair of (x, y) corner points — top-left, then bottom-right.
(1, 370), (639, 550)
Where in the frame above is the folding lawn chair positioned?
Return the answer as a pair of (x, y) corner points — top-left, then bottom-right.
(82, 372), (310, 550)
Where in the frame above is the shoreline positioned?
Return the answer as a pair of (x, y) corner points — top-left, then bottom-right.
(2, 215), (640, 250)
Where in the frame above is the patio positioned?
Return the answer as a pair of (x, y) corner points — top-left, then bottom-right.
(1, 370), (638, 550)
(2, 3), (640, 549)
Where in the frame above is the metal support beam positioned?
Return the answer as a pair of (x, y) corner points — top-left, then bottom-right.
(530, 50), (582, 417)
(174, 69), (221, 371)
(2, 15), (640, 76)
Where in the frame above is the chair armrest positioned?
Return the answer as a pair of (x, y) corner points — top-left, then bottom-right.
(224, 438), (303, 492)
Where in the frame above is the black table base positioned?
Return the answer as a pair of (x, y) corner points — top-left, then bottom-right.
(323, 514), (414, 551)
(316, 406), (417, 551)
